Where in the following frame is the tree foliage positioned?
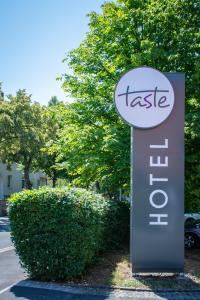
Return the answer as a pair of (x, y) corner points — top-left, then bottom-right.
(0, 90), (47, 189)
(35, 101), (68, 187)
(59, 103), (130, 195)
(60, 0), (200, 209)
(0, 90), (69, 189)
(48, 96), (61, 107)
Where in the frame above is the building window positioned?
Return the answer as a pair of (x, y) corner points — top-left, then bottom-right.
(40, 177), (47, 186)
(6, 164), (12, 171)
(7, 175), (12, 188)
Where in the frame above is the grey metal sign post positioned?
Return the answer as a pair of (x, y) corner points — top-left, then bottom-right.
(114, 67), (185, 273)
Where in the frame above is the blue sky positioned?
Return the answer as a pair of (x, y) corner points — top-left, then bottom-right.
(0, 0), (105, 105)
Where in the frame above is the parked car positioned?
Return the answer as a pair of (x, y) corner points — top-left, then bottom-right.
(185, 219), (200, 248)
(184, 213), (200, 224)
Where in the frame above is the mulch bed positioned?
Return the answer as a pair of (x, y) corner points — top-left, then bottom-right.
(63, 247), (200, 290)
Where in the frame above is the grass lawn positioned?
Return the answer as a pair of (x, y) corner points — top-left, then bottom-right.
(65, 247), (200, 290)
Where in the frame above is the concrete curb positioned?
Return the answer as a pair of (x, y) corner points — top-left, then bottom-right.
(16, 280), (118, 297)
(15, 279), (200, 297)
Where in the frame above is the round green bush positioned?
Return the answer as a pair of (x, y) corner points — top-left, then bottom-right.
(8, 187), (129, 280)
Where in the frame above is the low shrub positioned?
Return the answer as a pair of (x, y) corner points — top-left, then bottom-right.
(103, 200), (130, 248)
(8, 187), (129, 280)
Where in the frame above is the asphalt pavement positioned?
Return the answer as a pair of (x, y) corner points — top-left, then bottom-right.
(0, 217), (26, 293)
(1, 217), (200, 300)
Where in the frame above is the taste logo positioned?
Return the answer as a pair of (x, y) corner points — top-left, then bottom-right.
(114, 67), (174, 129)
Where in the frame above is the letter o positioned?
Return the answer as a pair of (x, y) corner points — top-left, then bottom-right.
(149, 189), (168, 208)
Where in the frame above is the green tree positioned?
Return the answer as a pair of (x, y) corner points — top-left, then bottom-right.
(48, 96), (61, 107)
(60, 0), (200, 207)
(0, 90), (47, 189)
(35, 102), (68, 187)
(58, 101), (129, 196)
(0, 83), (4, 100)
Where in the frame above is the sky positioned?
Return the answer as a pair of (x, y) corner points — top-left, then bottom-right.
(0, 0), (105, 105)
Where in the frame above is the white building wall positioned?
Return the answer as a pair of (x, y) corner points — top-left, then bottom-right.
(0, 163), (47, 199)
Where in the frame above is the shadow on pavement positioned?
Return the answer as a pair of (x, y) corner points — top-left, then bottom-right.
(10, 285), (109, 300)
(9, 280), (200, 300)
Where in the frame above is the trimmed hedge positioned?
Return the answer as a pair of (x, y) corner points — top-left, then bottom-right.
(9, 187), (129, 280)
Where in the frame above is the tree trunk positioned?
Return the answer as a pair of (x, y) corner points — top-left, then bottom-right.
(95, 181), (101, 192)
(107, 192), (113, 200)
(24, 161), (32, 190)
(52, 171), (57, 188)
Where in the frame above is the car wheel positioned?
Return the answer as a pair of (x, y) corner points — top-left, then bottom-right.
(185, 233), (198, 249)
(185, 217), (195, 226)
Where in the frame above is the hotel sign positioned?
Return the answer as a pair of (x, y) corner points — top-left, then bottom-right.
(114, 67), (184, 273)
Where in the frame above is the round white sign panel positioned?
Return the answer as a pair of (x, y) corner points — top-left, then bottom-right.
(114, 67), (175, 129)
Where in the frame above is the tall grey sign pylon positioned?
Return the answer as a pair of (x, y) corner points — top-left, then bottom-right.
(114, 67), (185, 273)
